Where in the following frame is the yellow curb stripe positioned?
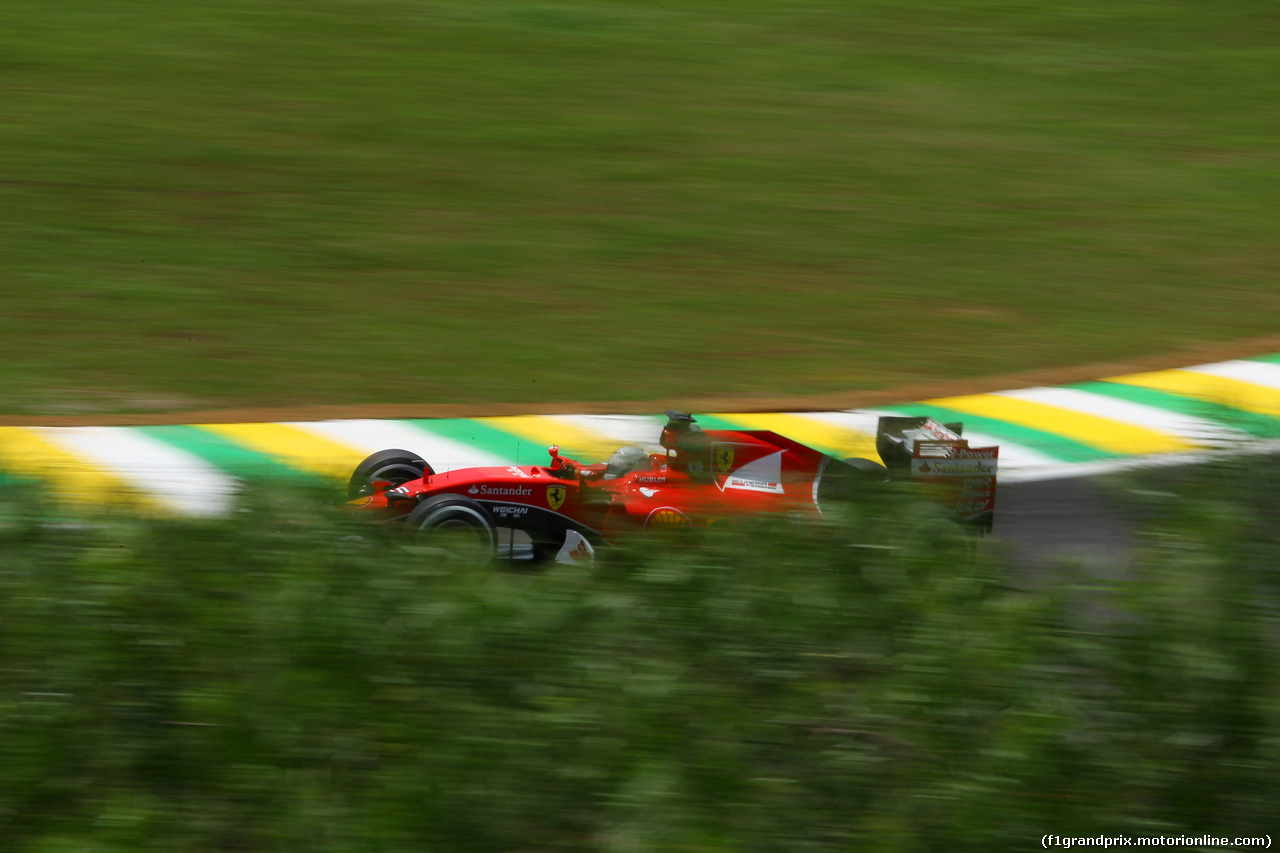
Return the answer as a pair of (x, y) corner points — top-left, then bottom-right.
(922, 393), (1193, 455)
(0, 426), (154, 509)
(708, 412), (881, 461)
(478, 416), (618, 464)
(1106, 369), (1280, 418)
(196, 423), (369, 480)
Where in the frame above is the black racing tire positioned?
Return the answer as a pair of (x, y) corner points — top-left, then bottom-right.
(405, 495), (496, 562)
(841, 457), (890, 479)
(816, 456), (890, 509)
(348, 449), (432, 499)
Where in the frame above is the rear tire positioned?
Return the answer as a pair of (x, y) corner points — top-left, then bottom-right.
(841, 457), (889, 479)
(348, 449), (432, 499)
(816, 456), (889, 509)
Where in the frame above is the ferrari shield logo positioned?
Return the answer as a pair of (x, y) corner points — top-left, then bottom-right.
(714, 446), (735, 474)
(546, 485), (567, 511)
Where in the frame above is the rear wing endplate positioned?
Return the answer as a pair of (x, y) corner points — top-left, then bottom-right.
(876, 416), (998, 530)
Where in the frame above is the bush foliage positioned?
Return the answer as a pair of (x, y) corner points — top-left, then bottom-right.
(1, 472), (1277, 851)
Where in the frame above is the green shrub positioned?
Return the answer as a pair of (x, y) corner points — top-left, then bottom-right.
(0, 472), (1276, 851)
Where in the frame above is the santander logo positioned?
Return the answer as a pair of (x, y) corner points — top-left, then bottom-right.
(465, 484), (533, 497)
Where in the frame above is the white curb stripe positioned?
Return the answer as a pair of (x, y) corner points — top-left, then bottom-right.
(292, 419), (508, 473)
(37, 426), (237, 516)
(1187, 359), (1280, 391)
(796, 410), (890, 438)
(1002, 438), (1280, 484)
(993, 387), (1245, 446)
(549, 415), (667, 453)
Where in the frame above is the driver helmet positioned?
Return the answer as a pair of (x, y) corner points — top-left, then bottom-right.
(604, 446), (648, 479)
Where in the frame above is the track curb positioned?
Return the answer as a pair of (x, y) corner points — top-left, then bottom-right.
(2, 352), (1278, 515)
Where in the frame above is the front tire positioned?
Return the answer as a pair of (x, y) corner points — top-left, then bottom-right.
(348, 449), (432, 499)
(406, 496), (496, 563)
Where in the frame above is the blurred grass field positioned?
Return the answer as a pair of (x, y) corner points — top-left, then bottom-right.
(2, 0), (1278, 415)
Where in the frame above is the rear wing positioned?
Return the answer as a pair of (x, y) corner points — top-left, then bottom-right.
(876, 416), (998, 531)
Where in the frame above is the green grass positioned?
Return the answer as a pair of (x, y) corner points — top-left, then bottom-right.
(2, 1), (1279, 414)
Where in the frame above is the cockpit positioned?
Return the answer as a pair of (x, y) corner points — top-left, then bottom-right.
(604, 446), (649, 479)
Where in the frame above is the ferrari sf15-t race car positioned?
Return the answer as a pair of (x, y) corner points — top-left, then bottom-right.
(347, 411), (998, 562)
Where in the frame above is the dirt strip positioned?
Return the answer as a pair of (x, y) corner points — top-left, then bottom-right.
(5, 334), (1279, 428)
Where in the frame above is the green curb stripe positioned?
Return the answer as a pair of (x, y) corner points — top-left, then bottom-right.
(872, 404), (1117, 464)
(1248, 353), (1280, 366)
(1073, 382), (1280, 439)
(136, 425), (322, 482)
(683, 414), (745, 433)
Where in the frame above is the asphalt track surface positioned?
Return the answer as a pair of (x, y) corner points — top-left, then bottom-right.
(995, 476), (1134, 577)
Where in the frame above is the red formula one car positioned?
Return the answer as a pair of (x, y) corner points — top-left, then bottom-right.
(347, 411), (998, 562)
